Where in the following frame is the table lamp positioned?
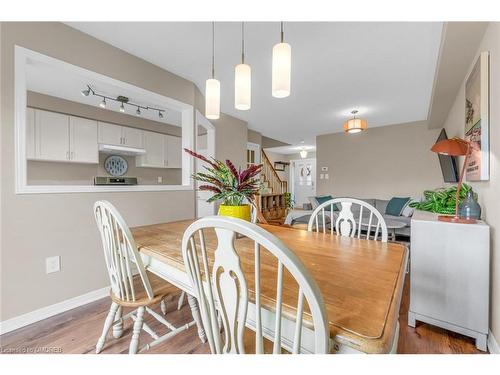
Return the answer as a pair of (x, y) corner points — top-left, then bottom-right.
(431, 137), (477, 224)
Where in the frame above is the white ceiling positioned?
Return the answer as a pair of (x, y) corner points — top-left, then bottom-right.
(67, 22), (443, 145)
(26, 56), (183, 126)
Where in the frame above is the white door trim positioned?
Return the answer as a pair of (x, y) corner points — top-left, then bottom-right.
(195, 111), (216, 217)
(14, 45), (195, 194)
(247, 142), (261, 164)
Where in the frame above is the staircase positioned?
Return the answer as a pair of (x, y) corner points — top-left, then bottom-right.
(256, 150), (289, 224)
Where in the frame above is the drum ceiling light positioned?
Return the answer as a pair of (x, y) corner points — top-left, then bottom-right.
(343, 110), (368, 134)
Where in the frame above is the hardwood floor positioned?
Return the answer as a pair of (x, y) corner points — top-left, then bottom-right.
(0, 277), (486, 354)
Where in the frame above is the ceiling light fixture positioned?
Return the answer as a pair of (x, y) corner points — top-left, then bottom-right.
(80, 85), (166, 118)
(343, 110), (367, 134)
(272, 22), (291, 98)
(205, 22), (220, 120)
(299, 140), (307, 158)
(235, 22), (251, 111)
(158, 111), (164, 119)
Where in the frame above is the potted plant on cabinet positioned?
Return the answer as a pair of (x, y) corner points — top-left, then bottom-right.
(184, 149), (262, 221)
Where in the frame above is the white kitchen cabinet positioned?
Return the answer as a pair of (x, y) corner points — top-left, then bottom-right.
(26, 107), (36, 159)
(69, 116), (98, 163)
(123, 126), (144, 149)
(165, 134), (182, 168)
(98, 122), (144, 149)
(136, 131), (182, 169)
(36, 109), (70, 162)
(137, 130), (165, 167)
(26, 108), (98, 164)
(98, 122), (123, 146)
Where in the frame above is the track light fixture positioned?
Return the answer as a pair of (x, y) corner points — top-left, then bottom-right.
(80, 85), (166, 119)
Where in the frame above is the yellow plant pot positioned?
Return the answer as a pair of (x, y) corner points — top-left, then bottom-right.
(218, 204), (251, 222)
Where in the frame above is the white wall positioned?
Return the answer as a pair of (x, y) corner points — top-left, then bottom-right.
(442, 22), (500, 345)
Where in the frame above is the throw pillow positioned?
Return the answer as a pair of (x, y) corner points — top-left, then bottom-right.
(385, 197), (411, 216)
(401, 199), (417, 217)
(315, 195), (338, 211)
(308, 196), (320, 209)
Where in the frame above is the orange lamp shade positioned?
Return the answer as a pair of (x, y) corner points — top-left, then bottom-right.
(343, 118), (367, 134)
(431, 138), (469, 156)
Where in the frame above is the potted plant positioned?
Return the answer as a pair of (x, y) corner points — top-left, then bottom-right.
(184, 149), (262, 221)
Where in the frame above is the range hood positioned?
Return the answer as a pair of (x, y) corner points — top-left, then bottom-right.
(98, 144), (146, 156)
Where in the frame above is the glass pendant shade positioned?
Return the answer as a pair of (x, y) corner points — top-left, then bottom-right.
(272, 42), (291, 98)
(235, 63), (251, 110)
(300, 149), (308, 159)
(205, 78), (220, 120)
(343, 118), (367, 134)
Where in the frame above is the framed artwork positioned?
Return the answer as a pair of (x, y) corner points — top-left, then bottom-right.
(465, 51), (490, 181)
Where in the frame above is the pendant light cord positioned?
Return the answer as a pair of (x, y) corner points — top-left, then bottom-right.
(241, 22), (245, 64)
(211, 22), (215, 78)
(280, 21), (284, 43)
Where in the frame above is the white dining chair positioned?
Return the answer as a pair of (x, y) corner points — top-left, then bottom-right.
(307, 197), (388, 242)
(182, 216), (329, 354)
(94, 200), (195, 354)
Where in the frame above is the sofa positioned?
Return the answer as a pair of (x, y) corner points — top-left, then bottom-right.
(285, 198), (414, 237)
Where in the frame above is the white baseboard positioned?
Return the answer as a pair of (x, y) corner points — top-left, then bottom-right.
(488, 330), (500, 354)
(0, 287), (110, 335)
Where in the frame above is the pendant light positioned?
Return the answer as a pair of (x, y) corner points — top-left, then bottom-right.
(99, 98), (106, 108)
(235, 22), (251, 110)
(343, 110), (367, 134)
(272, 22), (291, 98)
(299, 140), (307, 158)
(205, 22), (220, 120)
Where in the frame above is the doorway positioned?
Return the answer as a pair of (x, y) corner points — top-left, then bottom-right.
(195, 110), (216, 218)
(290, 158), (316, 208)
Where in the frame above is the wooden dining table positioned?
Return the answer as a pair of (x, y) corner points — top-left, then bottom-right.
(131, 219), (408, 354)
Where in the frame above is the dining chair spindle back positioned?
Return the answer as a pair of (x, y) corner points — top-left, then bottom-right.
(182, 216), (329, 354)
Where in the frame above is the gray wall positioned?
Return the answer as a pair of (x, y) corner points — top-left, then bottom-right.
(316, 121), (444, 199)
(441, 22), (500, 343)
(0, 22), (249, 320)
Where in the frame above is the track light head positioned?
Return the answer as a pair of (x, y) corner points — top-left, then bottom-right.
(119, 102), (125, 113)
(136, 107), (141, 116)
(99, 98), (106, 109)
(158, 111), (164, 119)
(81, 88), (90, 97)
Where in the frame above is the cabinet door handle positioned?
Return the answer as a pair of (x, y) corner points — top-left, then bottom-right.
(66, 151), (70, 160)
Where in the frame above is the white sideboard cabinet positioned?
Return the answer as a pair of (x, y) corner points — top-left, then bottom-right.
(409, 210), (490, 351)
